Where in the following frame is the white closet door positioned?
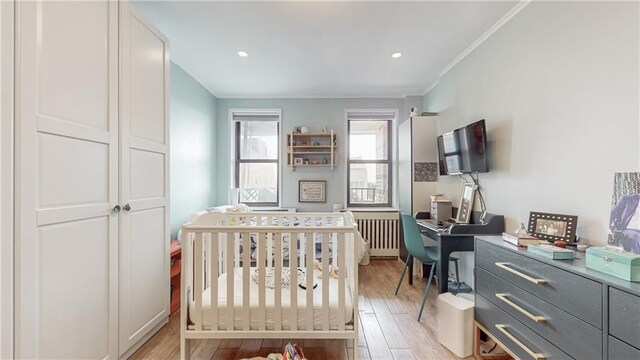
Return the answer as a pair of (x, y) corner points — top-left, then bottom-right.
(119, 3), (170, 355)
(15, 1), (119, 359)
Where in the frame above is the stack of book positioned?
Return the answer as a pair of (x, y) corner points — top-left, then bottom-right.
(502, 232), (546, 247)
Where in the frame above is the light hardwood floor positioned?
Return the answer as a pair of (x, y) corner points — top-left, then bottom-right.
(130, 259), (469, 360)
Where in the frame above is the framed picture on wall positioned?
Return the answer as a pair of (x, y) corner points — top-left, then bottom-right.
(299, 180), (326, 203)
(456, 182), (477, 224)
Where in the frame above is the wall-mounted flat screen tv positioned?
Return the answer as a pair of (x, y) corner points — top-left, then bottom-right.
(437, 119), (488, 175)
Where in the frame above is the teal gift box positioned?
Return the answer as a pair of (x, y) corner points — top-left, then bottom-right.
(586, 246), (640, 282)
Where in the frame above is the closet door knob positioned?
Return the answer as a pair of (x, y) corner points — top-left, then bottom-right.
(113, 205), (121, 213)
(123, 203), (132, 212)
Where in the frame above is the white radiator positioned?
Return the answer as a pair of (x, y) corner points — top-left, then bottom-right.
(352, 211), (400, 257)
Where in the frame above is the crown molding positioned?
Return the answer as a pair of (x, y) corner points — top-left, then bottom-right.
(422, 0), (531, 97)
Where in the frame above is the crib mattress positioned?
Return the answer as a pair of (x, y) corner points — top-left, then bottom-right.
(189, 267), (354, 330)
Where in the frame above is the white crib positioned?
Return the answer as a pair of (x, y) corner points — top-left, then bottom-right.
(180, 211), (360, 360)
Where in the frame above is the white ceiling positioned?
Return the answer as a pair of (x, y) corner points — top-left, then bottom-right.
(134, 1), (520, 99)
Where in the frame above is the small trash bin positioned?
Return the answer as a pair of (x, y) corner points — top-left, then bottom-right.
(359, 239), (370, 265)
(437, 292), (474, 358)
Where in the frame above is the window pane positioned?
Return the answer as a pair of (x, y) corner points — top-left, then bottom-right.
(349, 121), (388, 160)
(238, 162), (278, 203)
(239, 121), (278, 159)
(349, 163), (389, 205)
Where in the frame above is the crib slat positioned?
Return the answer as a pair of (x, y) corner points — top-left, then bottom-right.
(274, 232), (283, 331)
(290, 232), (298, 331)
(234, 233), (241, 268)
(306, 233), (314, 331)
(300, 233), (306, 268)
(338, 232), (346, 331)
(267, 232), (273, 268)
(210, 233), (218, 331)
(322, 233), (330, 331)
(258, 232), (266, 331)
(242, 232), (250, 331)
(194, 233), (203, 331)
(227, 232), (235, 331)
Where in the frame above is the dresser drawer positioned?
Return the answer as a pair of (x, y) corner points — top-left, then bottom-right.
(476, 239), (602, 328)
(476, 267), (602, 359)
(609, 336), (640, 360)
(475, 294), (571, 360)
(609, 288), (640, 349)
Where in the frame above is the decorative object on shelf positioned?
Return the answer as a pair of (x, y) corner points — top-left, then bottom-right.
(456, 182), (477, 224)
(310, 160), (320, 165)
(608, 172), (640, 253)
(414, 162), (438, 182)
(553, 240), (567, 248)
(299, 139), (310, 146)
(300, 126), (310, 134)
(320, 126), (327, 133)
(313, 141), (320, 146)
(527, 211), (578, 244)
(586, 246), (640, 281)
(322, 157), (328, 164)
(576, 244), (590, 252)
(299, 180), (326, 203)
(515, 222), (528, 236)
(293, 158), (303, 166)
(528, 243), (576, 260)
(294, 126), (301, 133)
(303, 159), (309, 165)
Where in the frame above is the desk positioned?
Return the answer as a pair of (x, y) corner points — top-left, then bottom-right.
(411, 211), (504, 293)
(416, 224), (476, 293)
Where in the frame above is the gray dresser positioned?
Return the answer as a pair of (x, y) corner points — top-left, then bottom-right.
(475, 236), (640, 360)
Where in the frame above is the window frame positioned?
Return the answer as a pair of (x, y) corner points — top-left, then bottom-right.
(346, 112), (395, 208)
(230, 109), (282, 207)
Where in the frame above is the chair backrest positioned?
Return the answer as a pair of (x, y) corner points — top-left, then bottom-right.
(401, 213), (438, 263)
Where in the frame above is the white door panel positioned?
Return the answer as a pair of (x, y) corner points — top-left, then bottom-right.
(121, 208), (166, 341)
(119, 3), (170, 355)
(16, 1), (119, 358)
(129, 17), (166, 143)
(38, 1), (109, 130)
(38, 218), (110, 359)
(130, 149), (165, 200)
(37, 133), (109, 208)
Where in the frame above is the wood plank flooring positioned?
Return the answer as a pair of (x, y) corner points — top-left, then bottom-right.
(129, 259), (470, 360)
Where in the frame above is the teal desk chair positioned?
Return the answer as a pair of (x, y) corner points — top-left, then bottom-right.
(395, 213), (460, 321)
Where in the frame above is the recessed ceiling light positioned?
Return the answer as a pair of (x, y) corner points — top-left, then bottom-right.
(391, 52), (403, 59)
(238, 51), (249, 57)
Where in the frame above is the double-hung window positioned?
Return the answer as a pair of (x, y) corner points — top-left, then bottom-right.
(232, 110), (281, 206)
(347, 111), (395, 207)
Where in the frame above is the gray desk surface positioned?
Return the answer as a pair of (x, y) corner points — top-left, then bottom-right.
(476, 235), (640, 296)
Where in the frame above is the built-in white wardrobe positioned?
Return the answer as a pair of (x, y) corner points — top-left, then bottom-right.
(7, 1), (170, 358)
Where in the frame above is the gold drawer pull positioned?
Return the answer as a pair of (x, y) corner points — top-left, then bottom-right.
(496, 293), (546, 323)
(495, 262), (546, 284)
(495, 324), (545, 360)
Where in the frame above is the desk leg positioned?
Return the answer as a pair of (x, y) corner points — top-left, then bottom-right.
(438, 247), (452, 294)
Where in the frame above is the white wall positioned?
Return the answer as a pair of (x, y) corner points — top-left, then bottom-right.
(424, 1), (640, 283)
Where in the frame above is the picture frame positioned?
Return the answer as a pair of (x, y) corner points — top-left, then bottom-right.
(608, 172), (640, 253)
(293, 157), (304, 166)
(456, 182), (477, 224)
(299, 180), (326, 203)
(527, 211), (578, 243)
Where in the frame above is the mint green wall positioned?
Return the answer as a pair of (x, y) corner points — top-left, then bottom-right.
(215, 98), (409, 211)
(170, 62), (217, 238)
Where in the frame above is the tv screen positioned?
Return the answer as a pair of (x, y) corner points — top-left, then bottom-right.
(437, 119), (488, 175)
